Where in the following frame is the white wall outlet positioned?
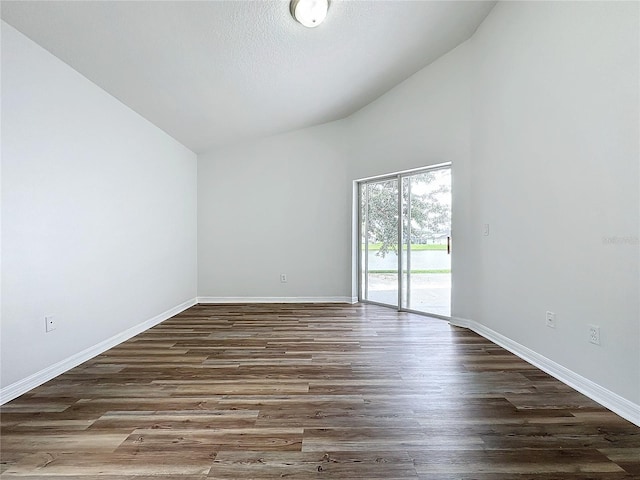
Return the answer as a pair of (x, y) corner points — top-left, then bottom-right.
(483, 224), (490, 236)
(588, 325), (601, 345)
(280, 273), (288, 283)
(545, 311), (556, 328)
(45, 315), (56, 332)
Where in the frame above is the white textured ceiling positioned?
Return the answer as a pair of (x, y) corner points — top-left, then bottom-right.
(1, 1), (495, 153)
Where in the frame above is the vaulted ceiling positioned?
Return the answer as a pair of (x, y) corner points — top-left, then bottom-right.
(1, 1), (495, 153)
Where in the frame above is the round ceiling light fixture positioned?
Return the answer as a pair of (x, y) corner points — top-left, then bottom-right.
(290, 0), (329, 28)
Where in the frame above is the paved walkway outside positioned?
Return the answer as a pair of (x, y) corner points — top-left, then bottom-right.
(365, 273), (451, 317)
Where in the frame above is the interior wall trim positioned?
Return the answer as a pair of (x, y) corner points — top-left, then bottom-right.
(0, 298), (198, 405)
(450, 317), (640, 427)
(197, 296), (358, 304)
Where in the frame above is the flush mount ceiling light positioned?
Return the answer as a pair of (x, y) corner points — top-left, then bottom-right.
(290, 0), (329, 28)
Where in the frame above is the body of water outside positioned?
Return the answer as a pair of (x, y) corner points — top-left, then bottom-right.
(367, 249), (450, 271)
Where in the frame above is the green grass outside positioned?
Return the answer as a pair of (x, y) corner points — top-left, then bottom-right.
(366, 243), (446, 251)
(369, 269), (451, 274)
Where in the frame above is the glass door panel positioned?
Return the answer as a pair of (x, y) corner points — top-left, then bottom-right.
(360, 179), (399, 307)
(401, 169), (452, 316)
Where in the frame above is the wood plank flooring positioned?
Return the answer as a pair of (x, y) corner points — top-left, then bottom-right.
(1, 303), (639, 479)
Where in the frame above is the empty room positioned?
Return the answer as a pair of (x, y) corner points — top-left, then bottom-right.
(1, 0), (639, 478)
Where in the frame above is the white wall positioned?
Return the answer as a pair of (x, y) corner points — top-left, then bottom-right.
(197, 121), (352, 301)
(1, 22), (198, 393)
(468, 1), (639, 404)
(346, 0), (639, 411)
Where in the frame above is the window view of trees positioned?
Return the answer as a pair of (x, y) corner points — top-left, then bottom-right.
(363, 170), (451, 258)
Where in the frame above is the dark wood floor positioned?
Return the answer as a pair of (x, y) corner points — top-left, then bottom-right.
(1, 303), (639, 479)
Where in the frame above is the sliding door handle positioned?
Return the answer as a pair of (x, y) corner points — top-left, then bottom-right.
(447, 236), (451, 255)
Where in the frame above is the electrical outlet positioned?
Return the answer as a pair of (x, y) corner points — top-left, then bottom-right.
(45, 316), (56, 332)
(545, 311), (556, 328)
(280, 273), (288, 283)
(588, 325), (601, 345)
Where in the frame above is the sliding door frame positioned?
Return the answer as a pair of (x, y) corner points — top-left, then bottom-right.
(357, 162), (452, 320)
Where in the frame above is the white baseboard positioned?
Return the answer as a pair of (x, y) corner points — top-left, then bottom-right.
(450, 317), (640, 427)
(0, 297), (197, 405)
(197, 296), (358, 304)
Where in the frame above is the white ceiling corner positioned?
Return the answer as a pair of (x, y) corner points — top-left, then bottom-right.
(1, 0), (496, 153)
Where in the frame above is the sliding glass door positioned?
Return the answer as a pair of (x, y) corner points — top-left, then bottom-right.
(359, 166), (451, 317)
